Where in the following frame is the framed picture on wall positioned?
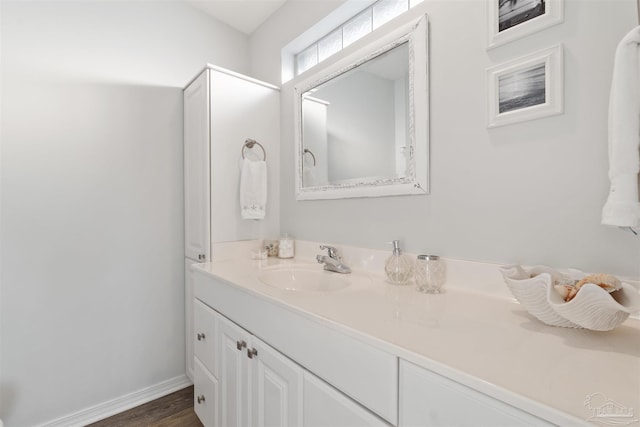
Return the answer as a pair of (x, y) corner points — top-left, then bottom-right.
(487, 0), (563, 49)
(487, 45), (563, 128)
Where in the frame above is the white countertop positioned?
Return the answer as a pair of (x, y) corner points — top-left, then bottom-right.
(194, 240), (640, 425)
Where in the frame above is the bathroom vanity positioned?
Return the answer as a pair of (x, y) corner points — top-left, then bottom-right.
(183, 65), (280, 380)
(188, 241), (640, 427)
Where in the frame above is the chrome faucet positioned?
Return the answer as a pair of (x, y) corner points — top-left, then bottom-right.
(316, 245), (351, 274)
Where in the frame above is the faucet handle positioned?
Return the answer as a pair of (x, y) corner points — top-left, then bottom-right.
(319, 245), (341, 260)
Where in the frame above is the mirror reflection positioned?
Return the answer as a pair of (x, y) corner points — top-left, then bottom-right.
(301, 42), (410, 188)
(294, 14), (428, 200)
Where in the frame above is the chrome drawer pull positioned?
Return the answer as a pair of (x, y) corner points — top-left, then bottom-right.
(236, 340), (247, 350)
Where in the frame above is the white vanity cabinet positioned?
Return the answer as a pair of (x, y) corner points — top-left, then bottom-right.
(218, 315), (304, 427)
(183, 65), (280, 380)
(194, 298), (304, 427)
(399, 360), (553, 427)
(193, 268), (399, 425)
(194, 295), (390, 427)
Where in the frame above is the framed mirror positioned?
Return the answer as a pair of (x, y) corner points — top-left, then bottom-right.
(294, 15), (429, 200)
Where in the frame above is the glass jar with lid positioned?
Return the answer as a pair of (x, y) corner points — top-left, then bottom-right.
(415, 255), (446, 293)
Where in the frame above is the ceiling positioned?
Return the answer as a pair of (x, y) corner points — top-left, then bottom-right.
(183, 0), (288, 34)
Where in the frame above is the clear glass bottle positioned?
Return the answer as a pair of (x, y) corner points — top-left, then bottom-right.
(415, 255), (446, 293)
(384, 240), (414, 285)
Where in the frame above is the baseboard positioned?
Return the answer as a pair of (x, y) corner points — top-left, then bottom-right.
(39, 374), (193, 427)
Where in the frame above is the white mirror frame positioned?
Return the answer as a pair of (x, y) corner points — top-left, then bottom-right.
(294, 14), (429, 200)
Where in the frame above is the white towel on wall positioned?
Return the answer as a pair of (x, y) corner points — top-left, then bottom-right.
(240, 158), (267, 220)
(602, 26), (640, 228)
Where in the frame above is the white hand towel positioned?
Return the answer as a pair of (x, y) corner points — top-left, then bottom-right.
(240, 158), (267, 220)
(602, 26), (640, 228)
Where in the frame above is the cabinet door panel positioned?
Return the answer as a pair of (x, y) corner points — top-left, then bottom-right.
(194, 299), (218, 375)
(194, 358), (219, 427)
(399, 360), (551, 427)
(303, 371), (391, 427)
(251, 336), (303, 427)
(184, 71), (210, 261)
(219, 316), (251, 427)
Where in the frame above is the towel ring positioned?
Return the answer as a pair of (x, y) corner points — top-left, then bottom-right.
(303, 148), (316, 166)
(242, 138), (266, 161)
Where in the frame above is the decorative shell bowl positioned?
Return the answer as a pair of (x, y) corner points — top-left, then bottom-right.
(499, 265), (640, 331)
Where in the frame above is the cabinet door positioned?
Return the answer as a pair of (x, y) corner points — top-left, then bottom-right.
(184, 70), (210, 262)
(251, 336), (303, 427)
(219, 316), (252, 427)
(303, 371), (391, 427)
(194, 299), (218, 376)
(194, 358), (219, 427)
(399, 360), (552, 427)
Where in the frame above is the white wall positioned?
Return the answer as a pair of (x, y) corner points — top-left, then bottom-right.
(0, 1), (249, 426)
(251, 0), (640, 278)
(317, 72), (397, 182)
(208, 69), (281, 243)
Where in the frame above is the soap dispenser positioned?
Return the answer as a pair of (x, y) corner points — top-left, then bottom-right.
(385, 240), (414, 285)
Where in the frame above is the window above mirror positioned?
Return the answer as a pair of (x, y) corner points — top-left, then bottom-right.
(294, 0), (425, 77)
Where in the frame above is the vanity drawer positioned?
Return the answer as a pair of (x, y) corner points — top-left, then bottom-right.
(194, 272), (399, 425)
(194, 357), (219, 427)
(193, 299), (219, 376)
(304, 371), (392, 426)
(399, 360), (553, 427)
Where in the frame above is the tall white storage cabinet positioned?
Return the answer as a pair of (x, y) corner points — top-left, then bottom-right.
(184, 65), (280, 380)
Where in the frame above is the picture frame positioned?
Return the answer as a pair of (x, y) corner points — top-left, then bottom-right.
(487, 0), (564, 49)
(487, 45), (563, 128)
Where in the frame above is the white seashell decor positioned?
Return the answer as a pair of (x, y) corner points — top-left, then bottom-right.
(499, 265), (640, 331)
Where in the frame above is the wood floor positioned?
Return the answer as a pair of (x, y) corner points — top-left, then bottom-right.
(87, 386), (203, 427)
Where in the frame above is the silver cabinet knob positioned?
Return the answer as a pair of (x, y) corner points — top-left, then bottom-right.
(236, 340), (247, 350)
(247, 348), (258, 359)
(197, 333), (205, 341)
(197, 395), (205, 404)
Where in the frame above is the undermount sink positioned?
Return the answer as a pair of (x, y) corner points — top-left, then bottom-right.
(259, 265), (351, 292)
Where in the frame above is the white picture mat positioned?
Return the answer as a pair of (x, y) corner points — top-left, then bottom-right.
(487, 45), (563, 128)
(487, 0), (564, 49)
